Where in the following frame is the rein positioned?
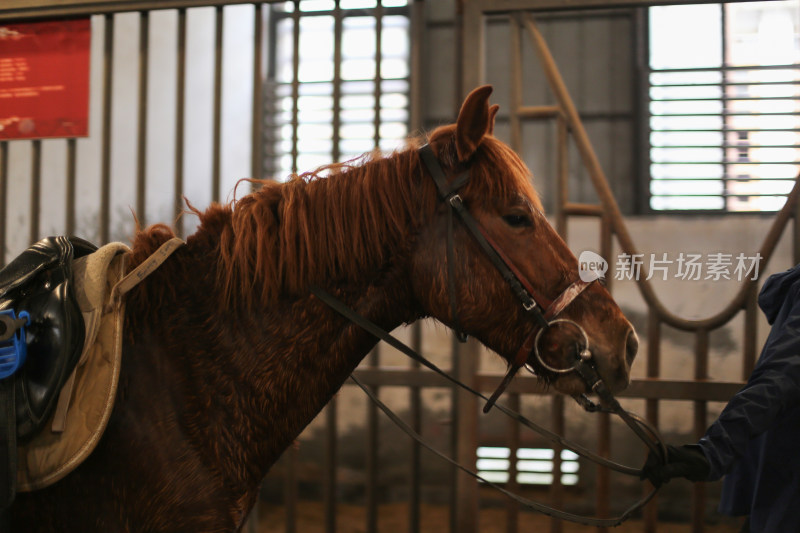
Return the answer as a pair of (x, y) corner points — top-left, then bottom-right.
(310, 144), (666, 526)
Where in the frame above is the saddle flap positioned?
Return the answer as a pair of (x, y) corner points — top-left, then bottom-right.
(0, 236), (97, 440)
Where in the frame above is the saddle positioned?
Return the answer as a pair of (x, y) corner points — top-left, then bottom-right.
(0, 236), (96, 507)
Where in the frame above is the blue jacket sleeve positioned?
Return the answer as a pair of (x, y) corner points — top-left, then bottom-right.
(698, 290), (800, 481)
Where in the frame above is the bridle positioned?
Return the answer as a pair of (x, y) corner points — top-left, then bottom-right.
(417, 143), (595, 413)
(311, 143), (666, 527)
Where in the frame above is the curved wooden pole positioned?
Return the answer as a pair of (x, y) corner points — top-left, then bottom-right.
(519, 12), (800, 332)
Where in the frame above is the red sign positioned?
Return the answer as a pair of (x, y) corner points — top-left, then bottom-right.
(0, 18), (91, 140)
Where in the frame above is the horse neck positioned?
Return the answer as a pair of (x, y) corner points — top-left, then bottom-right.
(151, 152), (427, 489)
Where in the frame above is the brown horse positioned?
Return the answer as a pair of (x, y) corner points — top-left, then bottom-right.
(11, 86), (637, 532)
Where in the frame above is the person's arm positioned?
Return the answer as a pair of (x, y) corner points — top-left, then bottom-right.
(642, 291), (800, 485)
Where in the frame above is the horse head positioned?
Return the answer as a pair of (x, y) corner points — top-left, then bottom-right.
(411, 85), (638, 397)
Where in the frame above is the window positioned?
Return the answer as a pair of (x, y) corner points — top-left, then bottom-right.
(476, 446), (580, 486)
(648, 1), (800, 211)
(267, 0), (410, 181)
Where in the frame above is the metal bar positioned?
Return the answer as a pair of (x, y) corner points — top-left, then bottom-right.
(653, 80), (800, 88)
(743, 283), (757, 379)
(518, 105), (561, 119)
(409, 322), (422, 533)
(454, 339), (479, 533)
(651, 63), (800, 74)
(366, 346), (379, 533)
(505, 393), (520, 533)
(0, 142), (6, 267)
(66, 140), (77, 237)
(30, 141), (41, 244)
(651, 161), (800, 166)
(136, 10), (149, 226)
(290, 2), (299, 174)
(555, 116), (568, 238)
(563, 203), (603, 217)
(651, 128), (800, 134)
(332, 1), (342, 163)
(174, 8), (186, 237)
(652, 111), (800, 117)
(408, 0), (423, 137)
(212, 5), (224, 203)
(324, 400), (337, 533)
(100, 14), (114, 244)
(549, 395), (564, 533)
(652, 144), (800, 150)
(693, 329), (709, 533)
(644, 311), (661, 533)
(372, 2), (382, 151)
(509, 17), (522, 153)
(0, 0), (287, 19)
(596, 410), (610, 533)
(251, 2), (264, 183)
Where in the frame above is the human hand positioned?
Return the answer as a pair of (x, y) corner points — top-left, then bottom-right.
(640, 444), (710, 486)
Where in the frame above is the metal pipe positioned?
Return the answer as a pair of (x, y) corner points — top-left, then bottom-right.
(101, 14), (114, 244)
(30, 140), (41, 244)
(251, 2), (264, 183)
(137, 10), (149, 226)
(0, 142), (6, 267)
(212, 5), (224, 203)
(174, 8), (186, 237)
(66, 139), (77, 236)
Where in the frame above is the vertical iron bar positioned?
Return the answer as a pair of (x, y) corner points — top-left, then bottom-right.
(693, 329), (709, 533)
(409, 0), (424, 135)
(366, 346), (380, 533)
(509, 15), (522, 153)
(324, 400), (337, 533)
(212, 5), (224, 203)
(0, 142), (7, 267)
(506, 393), (520, 533)
(409, 322), (422, 533)
(136, 10), (149, 226)
(596, 411), (610, 533)
(372, 3), (382, 151)
(251, 2), (264, 183)
(455, 339), (479, 533)
(30, 141), (41, 244)
(409, 3), (424, 530)
(743, 283), (757, 379)
(100, 14), (114, 244)
(290, 1), (300, 175)
(556, 116), (568, 239)
(66, 139), (77, 236)
(332, 1), (342, 163)
(549, 395), (564, 533)
(175, 8), (187, 237)
(644, 311), (661, 533)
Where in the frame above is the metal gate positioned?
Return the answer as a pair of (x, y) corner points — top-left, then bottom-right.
(461, 3), (800, 533)
(2, 1), (798, 532)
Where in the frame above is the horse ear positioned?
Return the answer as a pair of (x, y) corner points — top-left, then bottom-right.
(487, 104), (500, 135)
(455, 85), (494, 162)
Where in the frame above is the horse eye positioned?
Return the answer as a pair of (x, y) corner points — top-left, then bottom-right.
(502, 213), (533, 228)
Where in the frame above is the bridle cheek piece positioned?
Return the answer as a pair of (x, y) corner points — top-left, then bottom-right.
(418, 144), (596, 413)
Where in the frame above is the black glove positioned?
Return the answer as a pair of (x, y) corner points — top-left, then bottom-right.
(640, 444), (710, 486)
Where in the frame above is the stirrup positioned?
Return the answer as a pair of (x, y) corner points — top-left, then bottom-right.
(0, 310), (30, 379)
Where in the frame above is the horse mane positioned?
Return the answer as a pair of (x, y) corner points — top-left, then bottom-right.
(128, 128), (540, 309)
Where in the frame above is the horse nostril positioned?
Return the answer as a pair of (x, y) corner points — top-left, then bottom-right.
(625, 329), (639, 367)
